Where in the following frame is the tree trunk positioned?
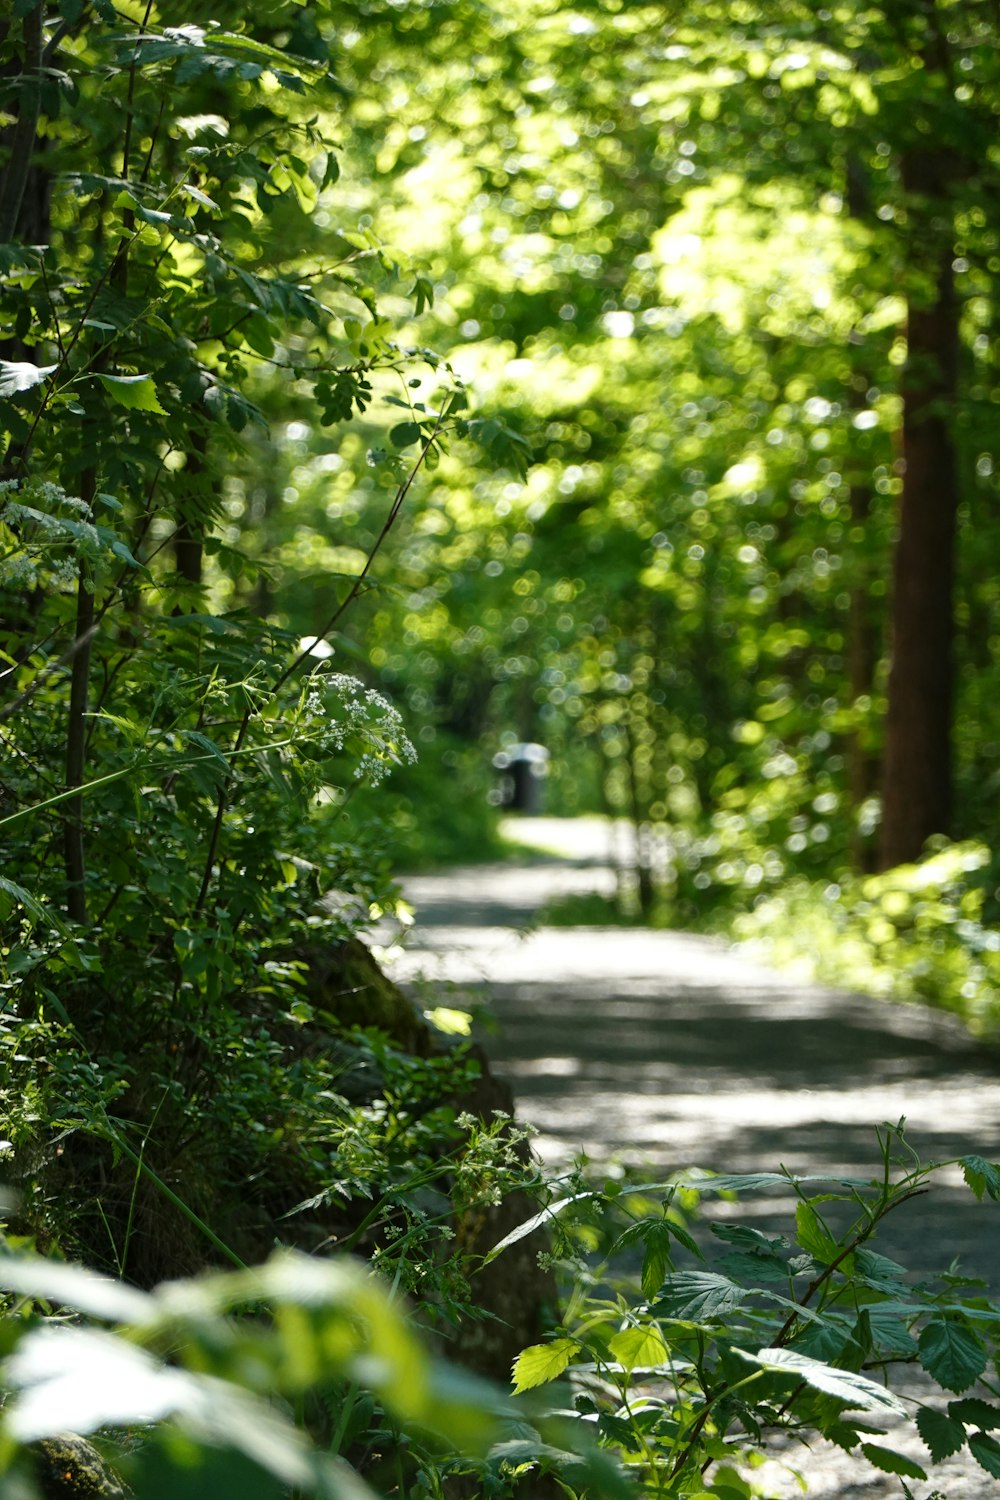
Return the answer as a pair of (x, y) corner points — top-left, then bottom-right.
(878, 150), (960, 869)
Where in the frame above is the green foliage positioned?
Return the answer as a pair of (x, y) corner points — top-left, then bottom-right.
(504, 1125), (1000, 1495)
(733, 840), (1000, 1032)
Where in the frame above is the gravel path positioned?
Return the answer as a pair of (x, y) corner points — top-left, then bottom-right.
(382, 819), (1000, 1497)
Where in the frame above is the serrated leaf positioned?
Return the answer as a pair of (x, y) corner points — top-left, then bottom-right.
(918, 1319), (987, 1393)
(852, 1248), (909, 1291)
(860, 1444), (926, 1480)
(917, 1406), (967, 1461)
(482, 1194), (591, 1266)
(718, 1250), (790, 1285)
(511, 1338), (578, 1394)
(744, 1349), (907, 1415)
(0, 359), (58, 396)
(641, 1224), (672, 1299)
(795, 1202), (840, 1263)
(607, 1325), (668, 1372)
(970, 1432), (1000, 1477)
(949, 1397), (1000, 1429)
(96, 374), (166, 414)
(655, 1272), (748, 1321)
(960, 1155), (1000, 1202)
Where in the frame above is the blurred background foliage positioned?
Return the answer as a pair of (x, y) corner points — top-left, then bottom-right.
(218, 3), (1000, 935)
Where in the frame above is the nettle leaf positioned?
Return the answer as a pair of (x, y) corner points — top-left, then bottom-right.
(960, 1155), (1000, 1202)
(918, 1319), (987, 1393)
(511, 1338), (579, 1395)
(718, 1250), (790, 1285)
(0, 359), (58, 396)
(656, 1272), (748, 1321)
(969, 1432), (1000, 1478)
(95, 374), (166, 414)
(745, 1349), (907, 1415)
(949, 1397), (1000, 1430)
(859, 1443), (927, 1481)
(916, 1406), (967, 1461)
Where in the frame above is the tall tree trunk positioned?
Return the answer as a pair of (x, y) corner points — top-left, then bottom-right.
(878, 150), (960, 869)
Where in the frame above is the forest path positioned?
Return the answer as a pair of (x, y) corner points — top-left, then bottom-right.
(386, 817), (1000, 1288)
(384, 818), (1000, 1498)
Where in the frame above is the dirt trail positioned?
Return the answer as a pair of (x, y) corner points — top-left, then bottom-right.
(382, 819), (1000, 1497)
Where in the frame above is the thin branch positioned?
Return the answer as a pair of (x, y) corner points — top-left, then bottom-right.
(190, 406), (450, 919)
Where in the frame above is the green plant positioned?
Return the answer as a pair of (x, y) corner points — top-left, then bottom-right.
(510, 1124), (1000, 1495)
(733, 840), (1000, 1033)
(0, 1241), (629, 1500)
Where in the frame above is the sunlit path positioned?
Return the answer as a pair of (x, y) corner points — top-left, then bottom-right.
(388, 818), (1000, 1290)
(387, 819), (1000, 1497)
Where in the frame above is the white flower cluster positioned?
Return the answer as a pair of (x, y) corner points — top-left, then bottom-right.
(0, 479), (99, 591)
(297, 670), (417, 786)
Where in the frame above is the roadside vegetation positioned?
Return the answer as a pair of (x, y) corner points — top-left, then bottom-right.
(3, 3), (1000, 1496)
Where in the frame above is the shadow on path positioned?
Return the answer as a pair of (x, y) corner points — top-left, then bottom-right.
(387, 823), (1000, 1290)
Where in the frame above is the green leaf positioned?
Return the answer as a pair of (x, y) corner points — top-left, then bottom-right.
(0, 1254), (152, 1323)
(860, 1444), (927, 1480)
(607, 1324), (668, 1372)
(511, 1338), (579, 1394)
(482, 1194), (592, 1266)
(640, 1224), (672, 1299)
(655, 1272), (748, 1321)
(0, 877), (72, 938)
(0, 359), (58, 397)
(949, 1397), (1000, 1430)
(960, 1155), (1000, 1202)
(970, 1432), (1000, 1477)
(744, 1349), (907, 1415)
(795, 1202), (840, 1263)
(389, 421), (422, 449)
(180, 182), (220, 212)
(95, 374), (167, 414)
(916, 1406), (967, 1461)
(918, 1319), (987, 1393)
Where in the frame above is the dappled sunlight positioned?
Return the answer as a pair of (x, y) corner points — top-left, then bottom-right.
(395, 833), (1000, 1290)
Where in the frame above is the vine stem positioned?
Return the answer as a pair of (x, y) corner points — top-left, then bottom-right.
(191, 402), (451, 918)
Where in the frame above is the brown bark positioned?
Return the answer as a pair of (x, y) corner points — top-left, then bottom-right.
(878, 150), (960, 869)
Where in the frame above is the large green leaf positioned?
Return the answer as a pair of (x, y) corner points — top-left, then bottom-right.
(859, 1443), (927, 1480)
(969, 1432), (1000, 1479)
(916, 1406), (966, 1462)
(96, 373), (167, 414)
(655, 1272), (748, 1321)
(918, 1320), (987, 1393)
(607, 1324), (669, 1372)
(949, 1397), (1000, 1430)
(744, 1349), (907, 1415)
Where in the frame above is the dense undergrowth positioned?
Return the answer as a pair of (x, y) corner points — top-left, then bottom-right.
(4, 6), (1000, 1497)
